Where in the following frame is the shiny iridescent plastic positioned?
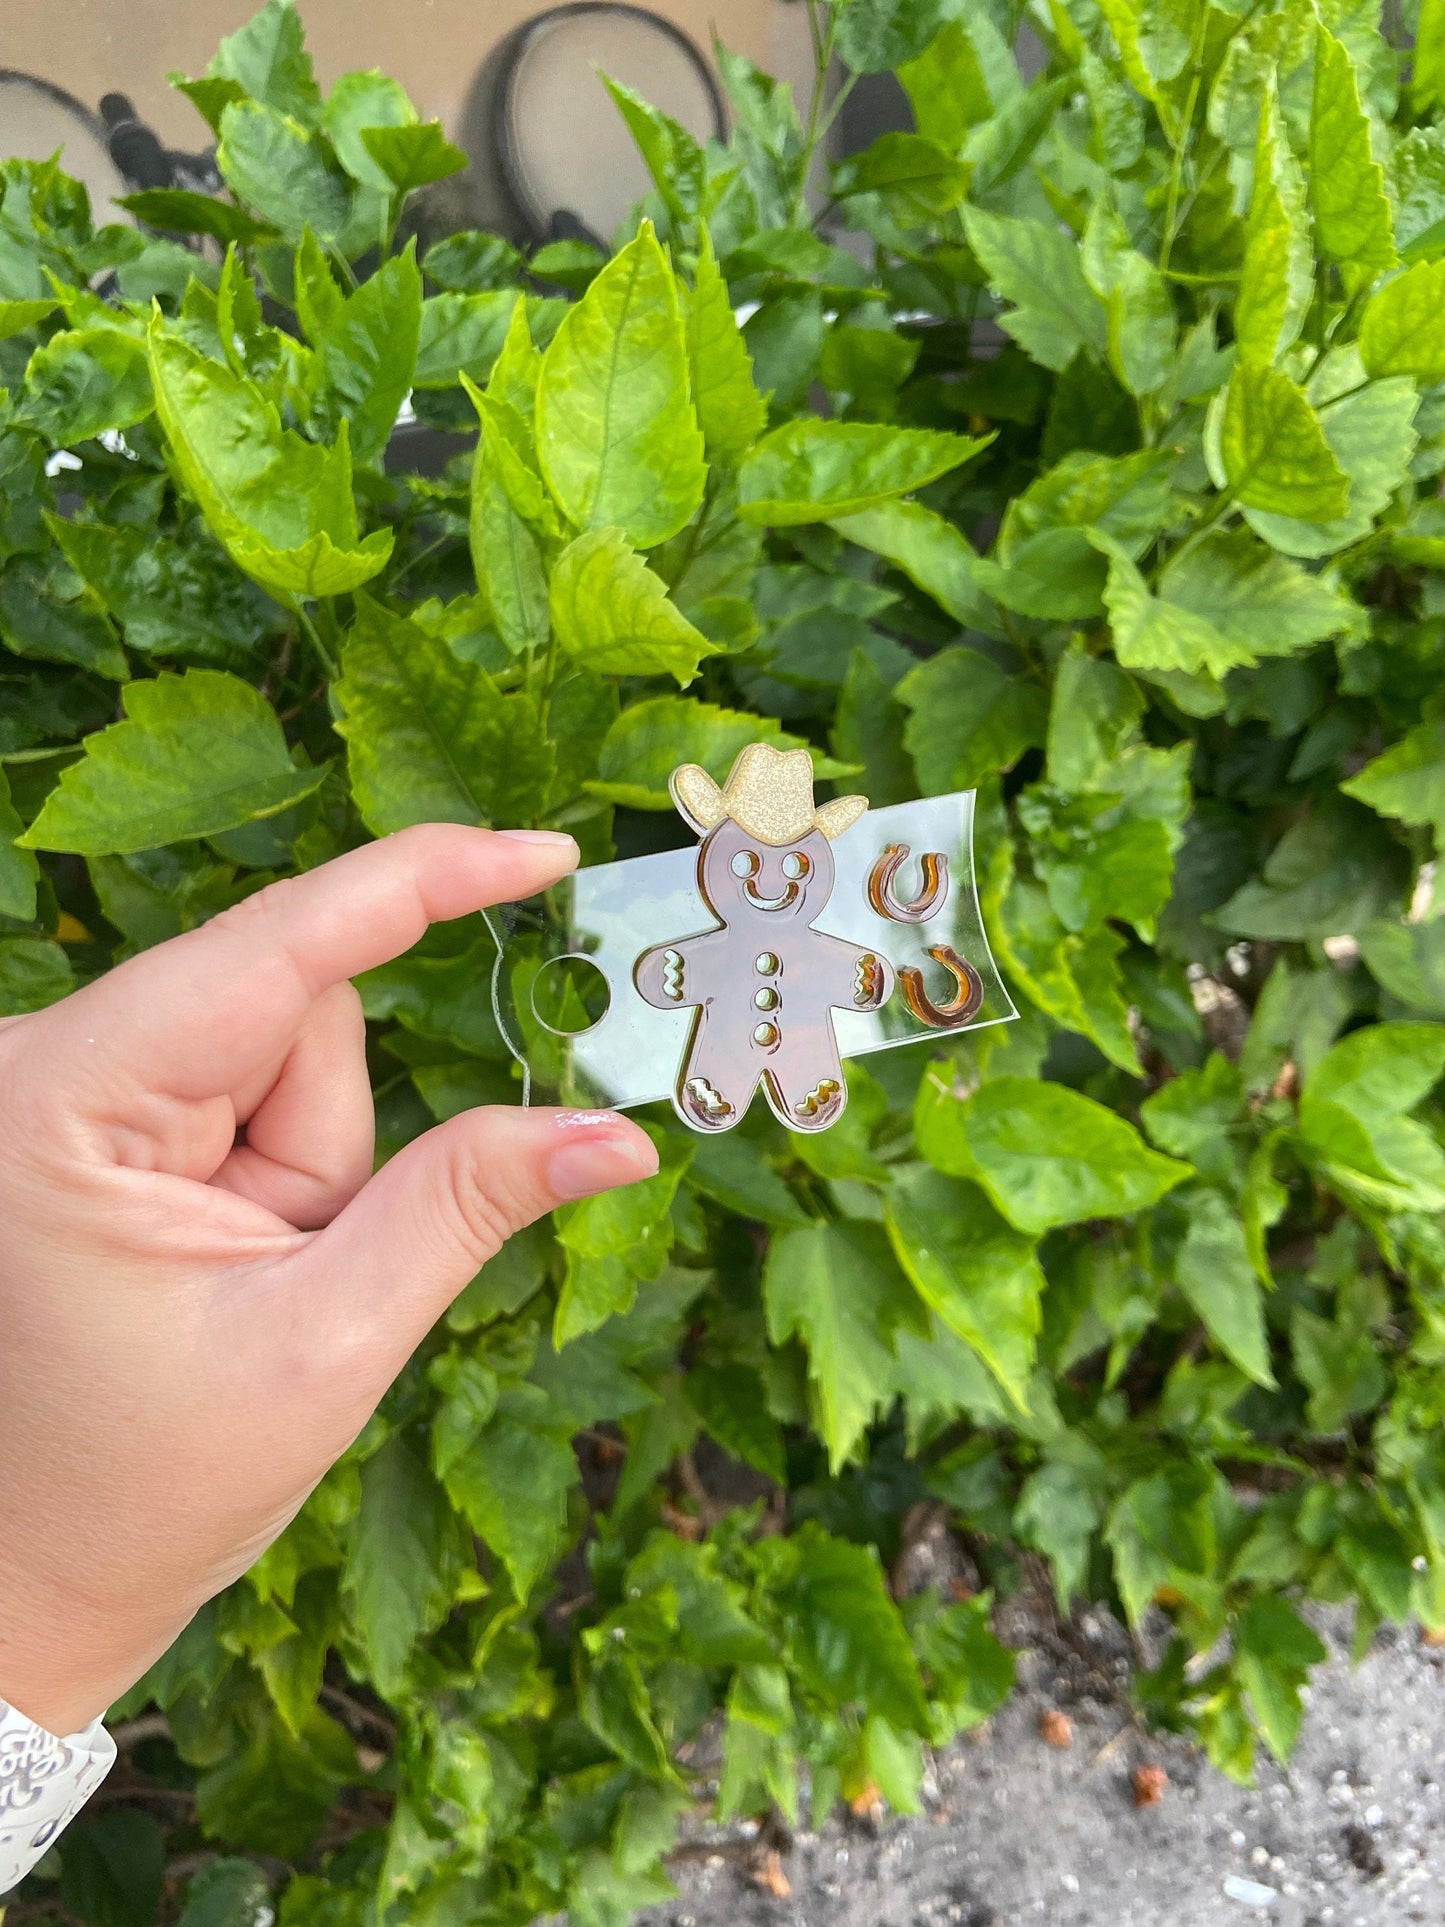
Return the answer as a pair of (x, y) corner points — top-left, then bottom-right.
(492, 776), (1016, 1135)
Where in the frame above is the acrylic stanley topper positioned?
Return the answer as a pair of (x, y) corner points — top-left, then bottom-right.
(633, 744), (989, 1135)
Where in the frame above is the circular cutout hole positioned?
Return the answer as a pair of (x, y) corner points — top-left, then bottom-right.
(755, 951), (779, 974)
(781, 850), (810, 880)
(731, 848), (760, 878)
(530, 953), (611, 1036)
(754, 986), (778, 1011)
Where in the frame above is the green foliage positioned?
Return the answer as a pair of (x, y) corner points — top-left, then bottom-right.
(9, 0), (1445, 1919)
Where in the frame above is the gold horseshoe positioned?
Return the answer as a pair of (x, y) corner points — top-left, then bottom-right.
(868, 844), (949, 923)
(898, 945), (985, 1029)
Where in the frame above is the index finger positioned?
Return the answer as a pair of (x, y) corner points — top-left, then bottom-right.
(36, 824), (577, 1101)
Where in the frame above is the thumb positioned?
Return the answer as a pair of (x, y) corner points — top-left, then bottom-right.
(285, 1106), (658, 1378)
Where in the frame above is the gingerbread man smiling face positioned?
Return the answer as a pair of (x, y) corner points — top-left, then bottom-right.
(633, 745), (893, 1133)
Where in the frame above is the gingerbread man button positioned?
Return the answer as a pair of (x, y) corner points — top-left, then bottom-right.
(633, 744), (894, 1133)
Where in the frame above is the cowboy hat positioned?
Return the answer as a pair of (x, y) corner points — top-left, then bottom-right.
(669, 743), (868, 845)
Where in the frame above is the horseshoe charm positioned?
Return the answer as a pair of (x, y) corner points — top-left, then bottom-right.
(898, 945), (985, 1029)
(868, 844), (950, 923)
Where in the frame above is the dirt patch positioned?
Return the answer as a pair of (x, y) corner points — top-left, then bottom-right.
(644, 1612), (1445, 1926)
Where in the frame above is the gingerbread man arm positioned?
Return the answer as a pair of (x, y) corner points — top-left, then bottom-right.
(807, 930), (894, 1014)
(634, 926), (731, 1012)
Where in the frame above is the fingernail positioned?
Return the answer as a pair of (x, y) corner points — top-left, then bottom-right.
(549, 1124), (659, 1201)
(495, 829), (578, 849)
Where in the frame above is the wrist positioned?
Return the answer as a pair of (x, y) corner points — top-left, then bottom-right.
(0, 1574), (180, 1739)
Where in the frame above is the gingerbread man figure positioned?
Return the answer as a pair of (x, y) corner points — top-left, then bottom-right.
(634, 744), (893, 1133)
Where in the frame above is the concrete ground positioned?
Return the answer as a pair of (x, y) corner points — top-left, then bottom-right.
(643, 1609), (1445, 1927)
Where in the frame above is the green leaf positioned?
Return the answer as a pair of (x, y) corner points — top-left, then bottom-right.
(118, 188), (276, 246)
(333, 597), (552, 834)
(1309, 25), (1396, 271)
(1101, 541), (1251, 680)
(763, 1220), (919, 1470)
(833, 0), (968, 72)
(828, 499), (996, 630)
(1018, 784), (1175, 940)
(21, 328), (153, 443)
(1158, 530), (1352, 661)
(685, 230), (766, 466)
(424, 230), (522, 295)
(1241, 356), (1418, 559)
(308, 245), (421, 466)
(217, 99), (351, 242)
(21, 670), (327, 855)
(1214, 798), (1408, 941)
(685, 1363), (787, 1483)
(343, 1432), (466, 1695)
(1360, 259), (1445, 382)
(885, 1168), (1043, 1411)
(549, 528), (719, 686)
(45, 514), (275, 667)
(553, 1140), (689, 1344)
(833, 133), (971, 222)
(1298, 1021), (1445, 1211)
(1096, 0), (1197, 98)
(194, 1709), (353, 1860)
(322, 69), (415, 189)
(59, 1811), (166, 1927)
(0, 767), (39, 920)
(1013, 1459), (1101, 1609)
(0, 296), (58, 339)
(0, 937), (75, 1014)
(896, 645), (1048, 791)
(0, 553), (126, 679)
(465, 389), (549, 656)
(1211, 364), (1350, 520)
(1045, 643), (1144, 791)
(443, 1384), (578, 1600)
(916, 1073), (1189, 1235)
(536, 221), (706, 548)
(360, 121), (467, 193)
(208, 0), (322, 123)
(1359, 917), (1445, 1015)
(1176, 1189), (1276, 1388)
(783, 1524), (930, 1731)
(1343, 718), (1445, 841)
(1140, 1054), (1245, 1172)
(819, 326), (920, 404)
(1234, 87), (1312, 367)
(739, 419), (988, 526)
(413, 290), (520, 387)
(602, 75), (706, 227)
(178, 1858), (274, 1927)
(898, 19), (995, 150)
(146, 322), (392, 601)
(586, 696), (848, 810)
(961, 206), (1107, 373)
(1235, 1593), (1326, 1763)
(1080, 202), (1175, 397)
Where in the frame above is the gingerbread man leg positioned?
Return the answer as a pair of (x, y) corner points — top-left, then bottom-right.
(673, 1007), (760, 1132)
(761, 1018), (848, 1132)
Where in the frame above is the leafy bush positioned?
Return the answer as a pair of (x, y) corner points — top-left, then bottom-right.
(7, 0), (1445, 1919)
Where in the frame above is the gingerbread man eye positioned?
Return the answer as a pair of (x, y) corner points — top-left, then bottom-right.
(781, 851), (811, 880)
(731, 849), (761, 878)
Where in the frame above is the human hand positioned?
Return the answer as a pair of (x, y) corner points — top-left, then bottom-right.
(0, 825), (658, 1738)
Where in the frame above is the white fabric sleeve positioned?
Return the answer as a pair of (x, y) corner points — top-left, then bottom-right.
(0, 1696), (117, 1894)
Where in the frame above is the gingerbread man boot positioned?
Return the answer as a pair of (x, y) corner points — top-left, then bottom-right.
(634, 745), (893, 1133)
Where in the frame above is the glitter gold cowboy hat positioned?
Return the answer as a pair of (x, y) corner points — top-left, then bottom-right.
(669, 743), (869, 845)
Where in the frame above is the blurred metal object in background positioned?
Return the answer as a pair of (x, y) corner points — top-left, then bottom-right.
(0, 68), (129, 217)
(485, 3), (724, 245)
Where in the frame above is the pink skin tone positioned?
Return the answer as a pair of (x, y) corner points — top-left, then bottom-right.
(0, 824), (658, 1739)
(634, 819), (892, 1132)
